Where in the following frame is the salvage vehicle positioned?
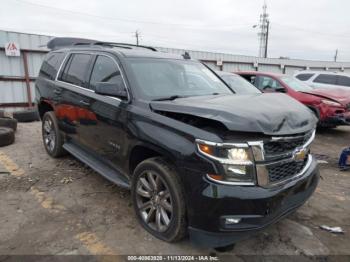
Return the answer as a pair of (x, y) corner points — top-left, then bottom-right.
(294, 71), (350, 90)
(36, 38), (319, 248)
(237, 71), (350, 128)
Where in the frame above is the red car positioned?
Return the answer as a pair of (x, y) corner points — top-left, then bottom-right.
(235, 71), (350, 128)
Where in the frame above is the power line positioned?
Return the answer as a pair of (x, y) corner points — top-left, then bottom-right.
(272, 23), (350, 39)
(11, 0), (350, 40)
(11, 0), (251, 31)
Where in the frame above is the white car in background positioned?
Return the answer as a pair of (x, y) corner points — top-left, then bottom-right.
(294, 71), (350, 90)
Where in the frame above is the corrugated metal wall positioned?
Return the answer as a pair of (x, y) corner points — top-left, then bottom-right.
(157, 46), (350, 74)
(258, 64), (281, 73)
(2, 30), (350, 109)
(223, 63), (255, 72)
(1, 81), (35, 104)
(0, 30), (50, 109)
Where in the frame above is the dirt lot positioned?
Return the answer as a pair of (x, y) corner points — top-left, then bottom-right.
(0, 122), (349, 259)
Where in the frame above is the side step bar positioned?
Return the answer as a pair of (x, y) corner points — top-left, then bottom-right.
(63, 142), (130, 189)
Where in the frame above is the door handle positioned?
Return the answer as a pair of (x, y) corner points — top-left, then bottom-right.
(79, 100), (90, 106)
(53, 88), (61, 95)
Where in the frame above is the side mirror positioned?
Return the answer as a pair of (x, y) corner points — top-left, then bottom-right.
(95, 82), (128, 99)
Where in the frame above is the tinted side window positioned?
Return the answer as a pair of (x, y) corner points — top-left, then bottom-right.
(60, 54), (92, 87)
(89, 56), (124, 91)
(295, 73), (314, 81)
(313, 74), (337, 85)
(39, 52), (64, 80)
(337, 76), (350, 87)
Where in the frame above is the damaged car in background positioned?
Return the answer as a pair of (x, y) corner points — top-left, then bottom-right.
(237, 71), (350, 128)
(36, 37), (319, 249)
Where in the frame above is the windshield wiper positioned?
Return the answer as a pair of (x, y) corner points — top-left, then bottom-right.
(153, 95), (187, 101)
(153, 93), (224, 101)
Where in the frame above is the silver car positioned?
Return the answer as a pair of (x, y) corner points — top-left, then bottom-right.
(294, 71), (350, 90)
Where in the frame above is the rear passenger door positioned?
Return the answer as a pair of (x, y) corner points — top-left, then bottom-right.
(56, 53), (94, 143)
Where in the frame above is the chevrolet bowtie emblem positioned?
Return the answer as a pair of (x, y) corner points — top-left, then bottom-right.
(294, 149), (307, 161)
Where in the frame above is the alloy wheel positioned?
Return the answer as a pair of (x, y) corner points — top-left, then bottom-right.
(43, 118), (56, 152)
(135, 171), (173, 232)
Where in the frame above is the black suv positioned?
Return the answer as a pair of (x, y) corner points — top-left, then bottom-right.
(36, 38), (319, 248)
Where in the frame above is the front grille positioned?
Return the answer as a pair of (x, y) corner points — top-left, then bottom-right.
(267, 158), (307, 183)
(264, 132), (312, 156)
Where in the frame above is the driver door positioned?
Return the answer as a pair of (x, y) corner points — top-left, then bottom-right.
(78, 54), (129, 171)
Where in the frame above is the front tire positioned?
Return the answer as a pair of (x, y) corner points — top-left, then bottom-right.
(131, 157), (187, 242)
(42, 111), (66, 157)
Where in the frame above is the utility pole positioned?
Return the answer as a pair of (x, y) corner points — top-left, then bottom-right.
(264, 20), (270, 58)
(334, 49), (338, 62)
(257, 1), (269, 58)
(135, 30), (140, 46)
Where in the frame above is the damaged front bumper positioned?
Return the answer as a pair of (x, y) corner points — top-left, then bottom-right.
(186, 155), (319, 248)
(320, 111), (350, 126)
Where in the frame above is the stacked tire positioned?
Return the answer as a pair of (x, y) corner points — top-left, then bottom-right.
(0, 110), (17, 147)
(13, 108), (40, 123)
(0, 108), (40, 147)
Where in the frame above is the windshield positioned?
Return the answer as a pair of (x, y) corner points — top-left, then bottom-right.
(220, 74), (261, 94)
(280, 76), (314, 92)
(126, 58), (233, 100)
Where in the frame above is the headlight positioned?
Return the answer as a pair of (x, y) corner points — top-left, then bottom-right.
(321, 99), (342, 107)
(196, 140), (255, 185)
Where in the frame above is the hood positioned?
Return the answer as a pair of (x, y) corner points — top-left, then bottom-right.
(150, 94), (317, 136)
(303, 88), (350, 106)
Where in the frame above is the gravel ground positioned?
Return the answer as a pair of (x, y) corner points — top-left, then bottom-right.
(0, 122), (349, 260)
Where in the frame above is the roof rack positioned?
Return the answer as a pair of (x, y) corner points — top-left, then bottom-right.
(95, 42), (158, 52)
(47, 37), (157, 51)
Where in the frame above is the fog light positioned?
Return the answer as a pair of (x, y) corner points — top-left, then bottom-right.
(225, 218), (241, 224)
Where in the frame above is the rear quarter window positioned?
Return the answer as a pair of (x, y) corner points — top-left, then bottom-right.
(39, 52), (65, 80)
(337, 75), (350, 87)
(313, 74), (337, 85)
(295, 73), (314, 81)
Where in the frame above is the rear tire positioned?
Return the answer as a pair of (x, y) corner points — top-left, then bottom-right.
(13, 108), (40, 122)
(0, 127), (15, 147)
(131, 157), (187, 242)
(42, 111), (66, 157)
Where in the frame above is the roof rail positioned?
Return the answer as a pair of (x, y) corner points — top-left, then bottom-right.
(47, 37), (157, 51)
(95, 42), (158, 52)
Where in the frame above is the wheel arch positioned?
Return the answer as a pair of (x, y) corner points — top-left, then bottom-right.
(128, 143), (177, 176)
(38, 100), (54, 120)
